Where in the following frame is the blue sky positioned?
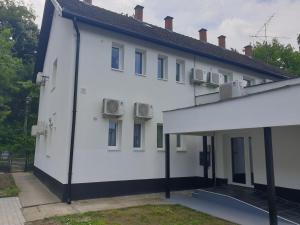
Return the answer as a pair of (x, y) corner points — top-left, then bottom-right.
(25, 0), (300, 52)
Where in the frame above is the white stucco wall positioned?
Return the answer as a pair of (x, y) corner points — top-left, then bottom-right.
(34, 10), (75, 183)
(214, 126), (300, 190)
(35, 9), (277, 185)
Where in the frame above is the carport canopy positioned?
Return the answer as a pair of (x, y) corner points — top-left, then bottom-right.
(163, 82), (300, 225)
(163, 83), (300, 135)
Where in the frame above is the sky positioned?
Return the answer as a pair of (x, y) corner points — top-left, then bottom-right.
(24, 0), (300, 53)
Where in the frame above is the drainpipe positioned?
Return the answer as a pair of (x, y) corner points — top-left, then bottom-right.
(66, 17), (80, 204)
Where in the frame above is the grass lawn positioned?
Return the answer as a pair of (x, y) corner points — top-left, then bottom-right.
(26, 204), (236, 225)
(0, 173), (19, 197)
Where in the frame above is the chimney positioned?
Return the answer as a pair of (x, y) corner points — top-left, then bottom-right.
(244, 45), (253, 57)
(199, 28), (207, 42)
(164, 16), (173, 31)
(83, 0), (92, 4)
(218, 35), (226, 48)
(134, 5), (144, 21)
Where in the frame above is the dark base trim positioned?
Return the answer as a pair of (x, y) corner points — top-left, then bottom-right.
(71, 177), (213, 201)
(215, 178), (228, 186)
(33, 168), (214, 201)
(34, 166), (67, 201)
(254, 183), (300, 204)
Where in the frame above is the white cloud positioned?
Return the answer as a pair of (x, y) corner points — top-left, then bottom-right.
(24, 0), (300, 52)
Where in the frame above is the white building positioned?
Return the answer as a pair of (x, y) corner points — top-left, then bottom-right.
(33, 0), (294, 205)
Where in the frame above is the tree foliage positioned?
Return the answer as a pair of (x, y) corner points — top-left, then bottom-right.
(253, 39), (300, 76)
(0, 0), (39, 153)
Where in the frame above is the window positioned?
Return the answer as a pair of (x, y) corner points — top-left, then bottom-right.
(133, 122), (144, 149)
(176, 134), (181, 148)
(111, 43), (124, 70)
(108, 120), (119, 149)
(135, 50), (145, 75)
(51, 59), (58, 90)
(223, 74), (233, 83)
(157, 56), (168, 80)
(157, 124), (164, 149)
(176, 60), (185, 83)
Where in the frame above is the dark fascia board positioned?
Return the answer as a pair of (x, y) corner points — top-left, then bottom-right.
(61, 10), (288, 81)
(34, 2), (289, 81)
(33, 0), (55, 81)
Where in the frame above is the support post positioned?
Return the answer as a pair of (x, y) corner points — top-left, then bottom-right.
(165, 134), (170, 199)
(264, 127), (278, 225)
(203, 136), (208, 178)
(211, 136), (216, 186)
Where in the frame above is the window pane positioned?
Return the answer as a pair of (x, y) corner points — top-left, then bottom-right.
(108, 121), (117, 146)
(135, 52), (143, 75)
(111, 47), (120, 69)
(157, 124), (163, 148)
(133, 123), (142, 148)
(176, 134), (181, 148)
(157, 58), (164, 79)
(176, 63), (181, 82)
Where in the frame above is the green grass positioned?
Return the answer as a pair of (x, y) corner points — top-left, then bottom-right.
(0, 173), (19, 197)
(27, 205), (236, 225)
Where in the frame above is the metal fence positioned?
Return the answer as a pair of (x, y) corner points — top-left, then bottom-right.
(0, 150), (34, 172)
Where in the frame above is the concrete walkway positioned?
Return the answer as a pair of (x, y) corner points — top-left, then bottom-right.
(0, 197), (25, 225)
(23, 193), (166, 222)
(170, 191), (298, 225)
(12, 172), (60, 207)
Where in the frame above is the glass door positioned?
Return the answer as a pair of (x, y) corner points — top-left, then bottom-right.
(231, 137), (246, 184)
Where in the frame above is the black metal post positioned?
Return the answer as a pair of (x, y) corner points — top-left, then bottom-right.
(203, 136), (208, 179)
(211, 136), (216, 186)
(165, 134), (170, 199)
(264, 127), (278, 225)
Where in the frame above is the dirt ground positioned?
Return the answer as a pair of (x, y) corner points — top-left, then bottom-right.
(0, 173), (19, 197)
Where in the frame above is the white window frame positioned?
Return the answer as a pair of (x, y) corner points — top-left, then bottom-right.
(108, 120), (121, 151)
(111, 43), (124, 71)
(135, 49), (146, 76)
(157, 55), (168, 80)
(176, 59), (185, 83)
(157, 123), (164, 151)
(133, 121), (145, 151)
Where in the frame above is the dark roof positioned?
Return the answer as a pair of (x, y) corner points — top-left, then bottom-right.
(34, 0), (293, 80)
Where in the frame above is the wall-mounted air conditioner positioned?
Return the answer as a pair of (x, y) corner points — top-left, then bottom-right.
(190, 68), (207, 85)
(102, 98), (124, 117)
(36, 72), (49, 86)
(134, 103), (153, 120)
(220, 81), (244, 100)
(32, 121), (48, 136)
(207, 72), (221, 87)
(31, 125), (39, 137)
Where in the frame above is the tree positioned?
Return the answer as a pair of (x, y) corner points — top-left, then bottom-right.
(0, 28), (22, 122)
(297, 34), (300, 48)
(253, 39), (300, 76)
(0, 0), (39, 66)
(0, 0), (39, 153)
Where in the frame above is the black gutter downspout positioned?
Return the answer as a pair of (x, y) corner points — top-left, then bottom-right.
(66, 17), (80, 204)
(203, 136), (208, 179)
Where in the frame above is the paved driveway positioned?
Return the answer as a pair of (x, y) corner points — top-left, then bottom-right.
(12, 172), (60, 207)
(0, 197), (25, 225)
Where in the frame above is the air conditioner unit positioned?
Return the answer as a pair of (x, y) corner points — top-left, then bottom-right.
(102, 98), (124, 117)
(37, 121), (48, 136)
(190, 68), (207, 85)
(31, 125), (39, 137)
(207, 72), (220, 87)
(134, 103), (153, 120)
(220, 81), (244, 100)
(36, 72), (49, 86)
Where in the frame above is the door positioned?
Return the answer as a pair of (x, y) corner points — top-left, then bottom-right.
(226, 135), (253, 187)
(231, 137), (246, 184)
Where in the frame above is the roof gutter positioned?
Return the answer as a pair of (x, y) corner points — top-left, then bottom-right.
(61, 10), (288, 80)
(66, 17), (80, 204)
